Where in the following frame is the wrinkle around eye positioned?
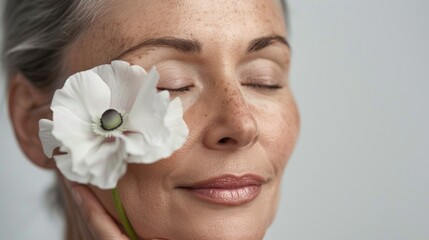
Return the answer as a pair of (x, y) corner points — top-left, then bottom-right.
(156, 76), (195, 93)
(239, 63), (286, 87)
(154, 61), (199, 94)
(242, 82), (283, 91)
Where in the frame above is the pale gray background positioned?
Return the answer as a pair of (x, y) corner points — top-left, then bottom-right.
(1, 0), (428, 239)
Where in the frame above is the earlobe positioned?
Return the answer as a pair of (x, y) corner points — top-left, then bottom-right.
(8, 73), (56, 169)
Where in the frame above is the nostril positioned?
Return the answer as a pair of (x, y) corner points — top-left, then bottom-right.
(218, 137), (237, 145)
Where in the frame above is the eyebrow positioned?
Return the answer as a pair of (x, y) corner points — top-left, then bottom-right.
(247, 34), (290, 53)
(116, 34), (290, 59)
(116, 37), (202, 59)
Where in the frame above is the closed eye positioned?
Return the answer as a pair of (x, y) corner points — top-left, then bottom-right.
(242, 83), (283, 90)
(157, 85), (193, 92)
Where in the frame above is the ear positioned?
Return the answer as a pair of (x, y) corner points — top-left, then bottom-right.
(8, 73), (56, 169)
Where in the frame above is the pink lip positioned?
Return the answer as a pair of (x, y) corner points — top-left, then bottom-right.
(178, 174), (265, 206)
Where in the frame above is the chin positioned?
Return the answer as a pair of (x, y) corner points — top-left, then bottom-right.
(173, 214), (269, 240)
(129, 192), (276, 240)
(165, 192), (275, 240)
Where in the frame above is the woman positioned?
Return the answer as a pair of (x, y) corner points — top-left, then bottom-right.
(3, 0), (299, 239)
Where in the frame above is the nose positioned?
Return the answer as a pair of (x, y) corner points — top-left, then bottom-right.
(203, 86), (259, 151)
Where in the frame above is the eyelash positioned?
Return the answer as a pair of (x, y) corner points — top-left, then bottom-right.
(242, 83), (283, 90)
(157, 86), (193, 93)
(158, 84), (282, 93)
(158, 82), (282, 93)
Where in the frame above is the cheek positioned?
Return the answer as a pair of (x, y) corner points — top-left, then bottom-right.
(250, 92), (300, 172)
(90, 163), (176, 237)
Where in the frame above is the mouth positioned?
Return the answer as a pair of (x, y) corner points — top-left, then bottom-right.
(177, 174), (266, 206)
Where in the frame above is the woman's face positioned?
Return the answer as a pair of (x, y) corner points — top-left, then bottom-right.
(66, 0), (299, 239)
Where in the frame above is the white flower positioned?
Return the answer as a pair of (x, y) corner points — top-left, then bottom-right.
(39, 60), (189, 189)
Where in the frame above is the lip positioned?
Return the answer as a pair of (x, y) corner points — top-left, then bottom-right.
(177, 174), (265, 206)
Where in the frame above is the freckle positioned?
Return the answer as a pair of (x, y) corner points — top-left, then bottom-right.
(138, 56), (142, 59)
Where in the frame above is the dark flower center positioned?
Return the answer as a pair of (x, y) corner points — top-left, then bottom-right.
(100, 109), (123, 131)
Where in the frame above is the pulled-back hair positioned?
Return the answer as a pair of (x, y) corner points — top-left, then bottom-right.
(2, 0), (111, 88)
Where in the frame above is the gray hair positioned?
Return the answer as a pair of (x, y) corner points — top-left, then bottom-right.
(2, 0), (110, 88)
(2, 0), (289, 89)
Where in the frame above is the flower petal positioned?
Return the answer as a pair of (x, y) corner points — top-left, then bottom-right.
(86, 139), (128, 189)
(93, 60), (146, 112)
(127, 97), (189, 164)
(51, 106), (104, 174)
(83, 138), (120, 168)
(128, 67), (171, 146)
(38, 119), (62, 158)
(51, 70), (111, 122)
(55, 140), (128, 189)
(114, 133), (146, 156)
(55, 153), (92, 185)
(163, 97), (189, 152)
(129, 67), (166, 117)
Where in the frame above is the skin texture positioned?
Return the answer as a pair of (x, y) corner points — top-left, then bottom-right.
(8, 0), (299, 239)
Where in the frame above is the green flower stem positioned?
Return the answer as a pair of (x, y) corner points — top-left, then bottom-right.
(112, 188), (138, 240)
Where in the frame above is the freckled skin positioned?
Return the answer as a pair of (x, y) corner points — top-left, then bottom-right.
(66, 1), (299, 239)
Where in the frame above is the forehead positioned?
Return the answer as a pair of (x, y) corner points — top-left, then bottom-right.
(67, 0), (286, 72)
